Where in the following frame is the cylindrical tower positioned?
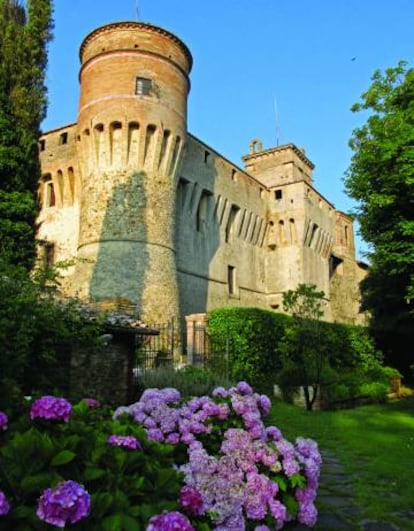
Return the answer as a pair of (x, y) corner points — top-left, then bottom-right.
(73, 22), (192, 323)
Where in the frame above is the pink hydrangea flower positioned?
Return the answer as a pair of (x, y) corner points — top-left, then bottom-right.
(83, 398), (100, 408)
(179, 485), (204, 515)
(30, 396), (72, 423)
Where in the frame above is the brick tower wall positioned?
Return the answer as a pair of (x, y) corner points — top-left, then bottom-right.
(71, 22), (192, 323)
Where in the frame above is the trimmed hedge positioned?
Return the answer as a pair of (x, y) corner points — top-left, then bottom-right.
(207, 307), (387, 396)
(207, 308), (291, 393)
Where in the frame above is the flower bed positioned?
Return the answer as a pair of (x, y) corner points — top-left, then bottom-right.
(0, 383), (321, 530)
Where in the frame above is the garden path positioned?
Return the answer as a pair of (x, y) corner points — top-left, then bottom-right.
(289, 449), (411, 530)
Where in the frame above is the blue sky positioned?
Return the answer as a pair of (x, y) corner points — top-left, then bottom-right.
(42, 1), (414, 260)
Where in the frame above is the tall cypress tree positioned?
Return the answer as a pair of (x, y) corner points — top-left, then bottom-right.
(0, 0), (53, 269)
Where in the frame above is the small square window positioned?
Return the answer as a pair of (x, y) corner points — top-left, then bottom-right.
(59, 132), (68, 145)
(135, 77), (152, 96)
(275, 189), (282, 200)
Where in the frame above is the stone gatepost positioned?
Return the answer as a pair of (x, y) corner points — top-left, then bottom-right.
(185, 313), (207, 365)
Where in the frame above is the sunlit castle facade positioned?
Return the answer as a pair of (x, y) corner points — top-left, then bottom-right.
(37, 21), (367, 327)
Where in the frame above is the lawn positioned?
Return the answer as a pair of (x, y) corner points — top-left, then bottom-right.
(268, 397), (414, 528)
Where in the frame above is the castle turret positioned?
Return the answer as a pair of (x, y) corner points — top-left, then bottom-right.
(72, 21), (192, 322)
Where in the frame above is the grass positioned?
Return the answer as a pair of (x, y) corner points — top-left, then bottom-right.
(268, 397), (414, 528)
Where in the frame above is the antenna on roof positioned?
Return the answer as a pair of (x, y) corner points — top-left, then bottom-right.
(135, 0), (140, 21)
(273, 96), (280, 147)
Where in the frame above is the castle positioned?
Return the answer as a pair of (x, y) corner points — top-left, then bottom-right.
(37, 21), (367, 330)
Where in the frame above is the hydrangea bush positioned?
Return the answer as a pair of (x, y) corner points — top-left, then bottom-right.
(115, 381), (322, 529)
(0, 384), (322, 530)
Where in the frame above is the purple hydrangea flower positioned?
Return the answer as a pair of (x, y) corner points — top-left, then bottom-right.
(30, 396), (72, 423)
(37, 480), (90, 528)
(266, 426), (283, 442)
(236, 381), (253, 395)
(146, 511), (195, 530)
(83, 398), (100, 408)
(107, 435), (142, 450)
(269, 499), (287, 522)
(166, 432), (180, 445)
(212, 386), (229, 398)
(298, 501), (318, 527)
(282, 457), (300, 477)
(0, 411), (8, 432)
(0, 491), (10, 516)
(179, 485), (204, 515)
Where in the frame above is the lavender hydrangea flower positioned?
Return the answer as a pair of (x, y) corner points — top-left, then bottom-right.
(0, 411), (8, 431)
(146, 510), (195, 530)
(30, 396), (72, 423)
(0, 491), (10, 516)
(107, 435), (142, 450)
(83, 398), (100, 408)
(37, 480), (90, 528)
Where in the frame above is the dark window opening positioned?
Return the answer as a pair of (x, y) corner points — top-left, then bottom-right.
(329, 254), (344, 278)
(204, 150), (210, 164)
(39, 139), (46, 151)
(59, 132), (68, 145)
(43, 242), (55, 270)
(135, 77), (152, 96)
(275, 189), (282, 200)
(45, 181), (55, 207)
(225, 204), (240, 243)
(231, 169), (237, 181)
(228, 265), (236, 295)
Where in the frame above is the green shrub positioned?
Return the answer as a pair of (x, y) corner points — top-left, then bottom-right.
(208, 306), (399, 407)
(359, 382), (389, 403)
(325, 382), (352, 403)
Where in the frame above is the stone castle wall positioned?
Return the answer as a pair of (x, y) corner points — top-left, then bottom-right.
(37, 21), (367, 329)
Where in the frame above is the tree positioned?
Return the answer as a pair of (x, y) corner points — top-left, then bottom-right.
(278, 284), (326, 411)
(344, 62), (414, 375)
(0, 0), (53, 268)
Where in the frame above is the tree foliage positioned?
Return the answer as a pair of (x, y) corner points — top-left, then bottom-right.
(0, 0), (53, 268)
(279, 284), (326, 411)
(0, 259), (103, 411)
(345, 62), (414, 374)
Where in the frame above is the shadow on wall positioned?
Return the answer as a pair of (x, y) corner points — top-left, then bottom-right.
(175, 160), (221, 324)
(88, 171), (148, 315)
